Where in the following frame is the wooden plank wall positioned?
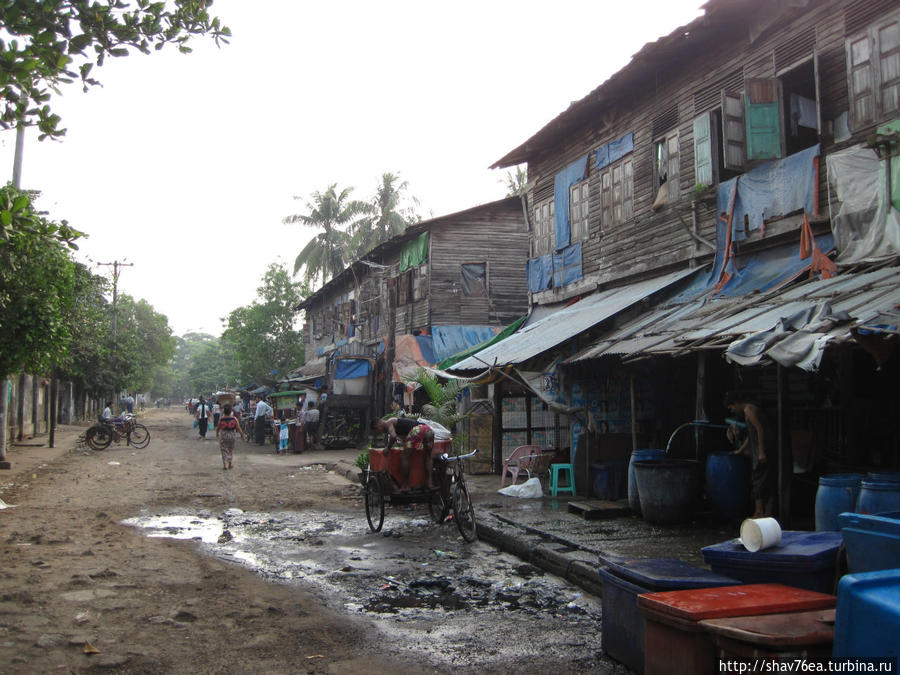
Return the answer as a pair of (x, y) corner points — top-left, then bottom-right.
(526, 0), (881, 289)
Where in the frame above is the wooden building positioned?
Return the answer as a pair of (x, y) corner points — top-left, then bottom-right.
(451, 0), (900, 516)
(294, 197), (529, 448)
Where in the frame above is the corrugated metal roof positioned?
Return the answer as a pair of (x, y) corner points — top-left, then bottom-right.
(566, 265), (900, 364)
(450, 268), (699, 370)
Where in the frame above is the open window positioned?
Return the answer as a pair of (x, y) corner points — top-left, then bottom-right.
(652, 130), (680, 209)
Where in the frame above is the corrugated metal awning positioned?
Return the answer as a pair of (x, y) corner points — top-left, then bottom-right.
(450, 268), (700, 370)
(566, 265), (900, 370)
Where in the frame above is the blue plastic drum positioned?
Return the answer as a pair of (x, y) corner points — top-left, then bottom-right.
(705, 451), (750, 521)
(815, 474), (863, 531)
(857, 479), (900, 515)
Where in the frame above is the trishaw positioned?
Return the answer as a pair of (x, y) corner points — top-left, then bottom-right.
(364, 440), (478, 542)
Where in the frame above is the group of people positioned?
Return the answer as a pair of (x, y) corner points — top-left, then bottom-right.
(190, 395), (246, 470)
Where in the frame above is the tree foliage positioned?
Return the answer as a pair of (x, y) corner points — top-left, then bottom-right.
(0, 0), (230, 139)
(220, 263), (307, 386)
(284, 184), (368, 286)
(504, 166), (528, 197)
(349, 172), (418, 260)
(0, 183), (83, 379)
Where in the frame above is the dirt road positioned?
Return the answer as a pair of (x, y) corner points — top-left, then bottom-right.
(0, 407), (438, 674)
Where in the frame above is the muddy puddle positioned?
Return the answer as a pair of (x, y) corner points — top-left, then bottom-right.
(123, 507), (609, 672)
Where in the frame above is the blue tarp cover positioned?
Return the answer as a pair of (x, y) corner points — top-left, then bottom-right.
(527, 243), (583, 292)
(431, 325), (500, 363)
(554, 155), (589, 250)
(334, 358), (372, 380)
(595, 133), (634, 170)
(717, 144), (819, 242)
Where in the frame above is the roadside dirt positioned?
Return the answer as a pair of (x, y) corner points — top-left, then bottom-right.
(0, 408), (432, 674)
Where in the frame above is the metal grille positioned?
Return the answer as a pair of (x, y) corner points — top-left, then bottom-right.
(775, 29), (817, 71)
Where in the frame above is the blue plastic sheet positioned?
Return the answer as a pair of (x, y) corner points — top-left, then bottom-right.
(552, 242), (583, 287)
(595, 133), (634, 170)
(334, 358), (372, 380)
(527, 254), (553, 292)
(431, 325), (499, 363)
(554, 155), (589, 250)
(717, 144), (819, 242)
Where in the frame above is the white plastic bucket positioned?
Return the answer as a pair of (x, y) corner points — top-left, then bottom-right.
(740, 517), (782, 552)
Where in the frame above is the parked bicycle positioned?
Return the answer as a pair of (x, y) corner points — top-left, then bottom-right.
(85, 413), (151, 450)
(364, 447), (478, 542)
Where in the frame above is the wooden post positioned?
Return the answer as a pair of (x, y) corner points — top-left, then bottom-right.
(630, 374), (637, 452)
(776, 364), (786, 524)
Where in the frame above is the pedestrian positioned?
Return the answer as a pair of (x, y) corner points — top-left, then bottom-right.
(195, 396), (212, 440)
(293, 401), (307, 454)
(125, 393), (134, 414)
(305, 401), (320, 451)
(215, 404), (244, 470)
(254, 396), (273, 446)
(277, 415), (289, 455)
(725, 391), (776, 518)
(212, 400), (221, 428)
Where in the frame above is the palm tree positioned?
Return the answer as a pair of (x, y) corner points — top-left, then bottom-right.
(350, 172), (420, 259)
(504, 166), (528, 197)
(284, 184), (368, 286)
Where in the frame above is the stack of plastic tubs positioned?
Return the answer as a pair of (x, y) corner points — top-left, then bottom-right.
(701, 531), (844, 593)
(833, 569), (900, 659)
(597, 558), (738, 673)
(637, 583), (837, 675)
(838, 511), (900, 573)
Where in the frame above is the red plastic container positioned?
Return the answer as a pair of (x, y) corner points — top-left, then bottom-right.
(637, 584), (837, 675)
(368, 447), (428, 488)
(700, 609), (835, 660)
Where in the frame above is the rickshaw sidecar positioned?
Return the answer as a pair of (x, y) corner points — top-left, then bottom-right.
(368, 438), (453, 492)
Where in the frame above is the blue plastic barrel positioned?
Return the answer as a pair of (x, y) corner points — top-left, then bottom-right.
(815, 474), (863, 531)
(627, 449), (666, 515)
(857, 479), (900, 515)
(705, 451), (751, 521)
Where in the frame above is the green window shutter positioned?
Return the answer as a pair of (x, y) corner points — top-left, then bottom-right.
(693, 112), (713, 187)
(745, 78), (784, 161)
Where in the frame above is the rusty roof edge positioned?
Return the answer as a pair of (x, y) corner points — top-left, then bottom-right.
(489, 0), (761, 170)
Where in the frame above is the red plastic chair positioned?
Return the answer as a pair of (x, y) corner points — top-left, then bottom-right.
(500, 445), (543, 488)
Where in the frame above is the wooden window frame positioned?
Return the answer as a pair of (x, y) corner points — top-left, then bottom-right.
(531, 196), (554, 256)
(599, 156), (633, 230)
(653, 129), (680, 205)
(846, 10), (900, 130)
(568, 181), (590, 242)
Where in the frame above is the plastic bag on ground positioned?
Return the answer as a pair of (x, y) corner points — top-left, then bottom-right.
(498, 477), (544, 498)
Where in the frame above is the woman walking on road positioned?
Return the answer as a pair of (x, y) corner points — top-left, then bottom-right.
(216, 404), (245, 470)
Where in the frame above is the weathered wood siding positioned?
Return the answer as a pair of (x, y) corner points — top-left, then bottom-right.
(526, 0), (895, 292)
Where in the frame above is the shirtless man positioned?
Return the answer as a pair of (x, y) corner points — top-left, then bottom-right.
(725, 391), (775, 518)
(373, 417), (435, 490)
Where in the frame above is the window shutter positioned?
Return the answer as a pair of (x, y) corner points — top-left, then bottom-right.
(693, 112), (713, 186)
(722, 91), (746, 170)
(878, 19), (900, 116)
(847, 32), (875, 127)
(745, 78), (784, 161)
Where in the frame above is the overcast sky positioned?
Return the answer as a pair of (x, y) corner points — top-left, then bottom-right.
(0, 0), (705, 337)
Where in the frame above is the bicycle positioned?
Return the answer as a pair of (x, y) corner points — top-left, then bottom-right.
(85, 414), (151, 450)
(364, 447), (478, 543)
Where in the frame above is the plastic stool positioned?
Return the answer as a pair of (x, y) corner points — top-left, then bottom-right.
(549, 463), (576, 496)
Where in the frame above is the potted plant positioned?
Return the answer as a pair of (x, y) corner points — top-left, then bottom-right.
(355, 449), (370, 485)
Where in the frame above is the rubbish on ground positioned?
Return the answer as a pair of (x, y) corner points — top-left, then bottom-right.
(107, 461), (120, 466)
(0, 498), (17, 509)
(498, 477), (543, 498)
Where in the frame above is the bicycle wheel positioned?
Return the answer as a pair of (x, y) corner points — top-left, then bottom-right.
(128, 424), (151, 449)
(86, 425), (112, 450)
(452, 480), (477, 542)
(429, 486), (448, 524)
(365, 474), (385, 533)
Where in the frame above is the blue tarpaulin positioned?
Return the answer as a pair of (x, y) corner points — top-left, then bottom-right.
(527, 243), (583, 291)
(553, 155), (589, 250)
(717, 144), (819, 242)
(334, 358), (372, 380)
(431, 325), (501, 363)
(595, 133), (634, 170)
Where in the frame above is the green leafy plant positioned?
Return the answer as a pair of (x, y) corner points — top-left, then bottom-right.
(355, 449), (370, 471)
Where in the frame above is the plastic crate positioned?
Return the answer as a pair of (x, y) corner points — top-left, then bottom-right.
(701, 531), (843, 593)
(833, 569), (900, 659)
(838, 511), (900, 574)
(598, 559), (738, 674)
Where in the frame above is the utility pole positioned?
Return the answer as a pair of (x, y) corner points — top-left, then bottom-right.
(97, 260), (134, 410)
